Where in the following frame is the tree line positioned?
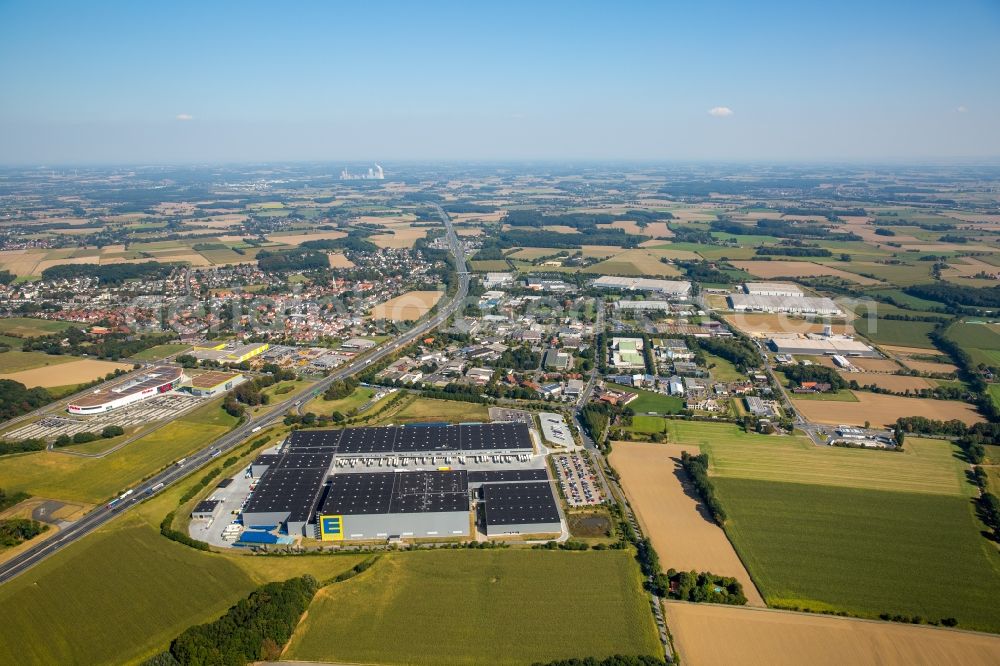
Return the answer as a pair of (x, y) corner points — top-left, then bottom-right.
(679, 451), (726, 524)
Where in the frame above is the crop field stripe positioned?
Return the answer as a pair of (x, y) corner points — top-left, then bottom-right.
(715, 477), (1000, 632)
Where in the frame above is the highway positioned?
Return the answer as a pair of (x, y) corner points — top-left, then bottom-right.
(0, 205), (470, 585)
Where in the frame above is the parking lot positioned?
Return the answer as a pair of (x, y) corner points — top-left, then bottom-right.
(3, 392), (205, 441)
(553, 453), (604, 506)
(488, 407), (535, 427)
(188, 463), (260, 547)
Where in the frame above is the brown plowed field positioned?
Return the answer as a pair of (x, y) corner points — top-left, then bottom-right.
(664, 602), (1000, 666)
(610, 442), (765, 606)
(793, 392), (983, 427)
(723, 313), (853, 336)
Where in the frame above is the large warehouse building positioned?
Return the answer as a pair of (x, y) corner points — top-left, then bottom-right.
(744, 282), (804, 297)
(728, 293), (842, 316)
(591, 276), (691, 298)
(242, 422), (560, 540)
(767, 335), (878, 357)
(67, 366), (186, 414)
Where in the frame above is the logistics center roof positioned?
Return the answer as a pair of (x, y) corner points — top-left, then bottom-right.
(242, 469), (327, 524)
(468, 469), (549, 484)
(320, 471), (469, 516)
(286, 422), (532, 455)
(481, 481), (561, 527)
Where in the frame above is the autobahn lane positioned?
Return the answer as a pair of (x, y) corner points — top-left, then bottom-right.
(0, 207), (470, 584)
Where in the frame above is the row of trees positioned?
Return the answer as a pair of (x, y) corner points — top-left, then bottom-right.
(679, 451), (726, 524)
(0, 518), (47, 547)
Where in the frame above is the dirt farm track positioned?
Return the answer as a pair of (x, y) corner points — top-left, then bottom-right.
(609, 442), (765, 606)
(664, 602), (1000, 666)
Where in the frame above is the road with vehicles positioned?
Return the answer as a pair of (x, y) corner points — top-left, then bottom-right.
(0, 206), (470, 585)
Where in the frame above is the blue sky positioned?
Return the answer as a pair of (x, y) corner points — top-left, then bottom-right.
(1, 0), (998, 163)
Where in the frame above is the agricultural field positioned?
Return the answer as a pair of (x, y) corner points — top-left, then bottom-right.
(0, 359), (133, 388)
(616, 385), (685, 414)
(664, 603), (1000, 666)
(0, 317), (74, 337)
(0, 350), (77, 374)
(0, 399), (239, 504)
(945, 322), (1000, 367)
(610, 442), (765, 605)
(853, 317), (937, 349)
(129, 343), (190, 361)
(730, 260), (882, 285)
(723, 313), (853, 337)
(841, 372), (935, 392)
(670, 423), (972, 497)
(370, 290), (443, 321)
(582, 249), (683, 277)
(716, 478), (1000, 632)
(387, 397), (489, 424)
(792, 392), (983, 428)
(284, 549), (661, 665)
(301, 386), (378, 416)
(468, 259), (510, 271)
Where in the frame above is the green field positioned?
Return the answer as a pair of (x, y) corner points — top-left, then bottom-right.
(853, 317), (937, 349)
(667, 422), (972, 497)
(704, 353), (743, 381)
(284, 549), (661, 665)
(617, 385), (685, 414)
(468, 259), (511, 272)
(0, 350), (77, 374)
(946, 322), (1000, 367)
(0, 318), (74, 338)
(301, 386), (377, 416)
(0, 400), (239, 503)
(387, 397), (489, 424)
(130, 343), (190, 361)
(867, 288), (946, 312)
(629, 414), (668, 435)
(716, 478), (1000, 631)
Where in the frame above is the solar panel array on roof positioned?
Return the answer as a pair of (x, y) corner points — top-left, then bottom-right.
(320, 471), (470, 516)
(468, 469), (549, 483)
(243, 468), (326, 523)
(285, 422), (532, 455)
(482, 481), (560, 526)
(276, 451), (334, 470)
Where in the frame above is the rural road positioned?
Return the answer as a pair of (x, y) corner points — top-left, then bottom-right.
(0, 205), (470, 585)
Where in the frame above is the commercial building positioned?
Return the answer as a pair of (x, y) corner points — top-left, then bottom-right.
(191, 342), (270, 363)
(728, 294), (842, 316)
(481, 481), (561, 536)
(611, 337), (645, 369)
(543, 348), (572, 371)
(767, 336), (877, 357)
(613, 300), (674, 311)
(744, 282), (804, 297)
(68, 366), (186, 415)
(483, 272), (514, 289)
(592, 276), (691, 298)
(242, 422), (538, 538)
(187, 371), (244, 397)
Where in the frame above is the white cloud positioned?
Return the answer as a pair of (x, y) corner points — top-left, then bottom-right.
(956, 106), (968, 113)
(708, 106), (734, 117)
(175, 113), (194, 121)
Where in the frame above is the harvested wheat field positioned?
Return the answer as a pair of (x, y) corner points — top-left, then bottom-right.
(901, 358), (959, 375)
(723, 313), (853, 336)
(731, 261), (882, 285)
(326, 252), (355, 269)
(883, 345), (946, 356)
(371, 291), (443, 321)
(0, 359), (133, 388)
(849, 357), (905, 372)
(371, 226), (428, 249)
(610, 442), (765, 606)
(664, 602), (1000, 666)
(793, 392), (983, 427)
(840, 372), (934, 392)
(266, 231), (346, 246)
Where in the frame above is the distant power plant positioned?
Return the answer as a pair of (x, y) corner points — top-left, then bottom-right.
(340, 163), (384, 180)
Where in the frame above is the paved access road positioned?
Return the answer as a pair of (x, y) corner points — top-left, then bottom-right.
(0, 205), (470, 585)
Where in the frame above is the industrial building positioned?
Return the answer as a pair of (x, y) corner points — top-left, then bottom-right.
(744, 282), (804, 297)
(187, 371), (244, 397)
(767, 335), (878, 357)
(728, 293), (842, 316)
(480, 480), (562, 536)
(241, 422), (556, 540)
(592, 276), (691, 298)
(190, 342), (269, 363)
(612, 300), (674, 311)
(67, 366), (186, 414)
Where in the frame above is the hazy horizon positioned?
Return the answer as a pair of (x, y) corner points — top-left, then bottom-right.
(2, 0), (998, 164)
